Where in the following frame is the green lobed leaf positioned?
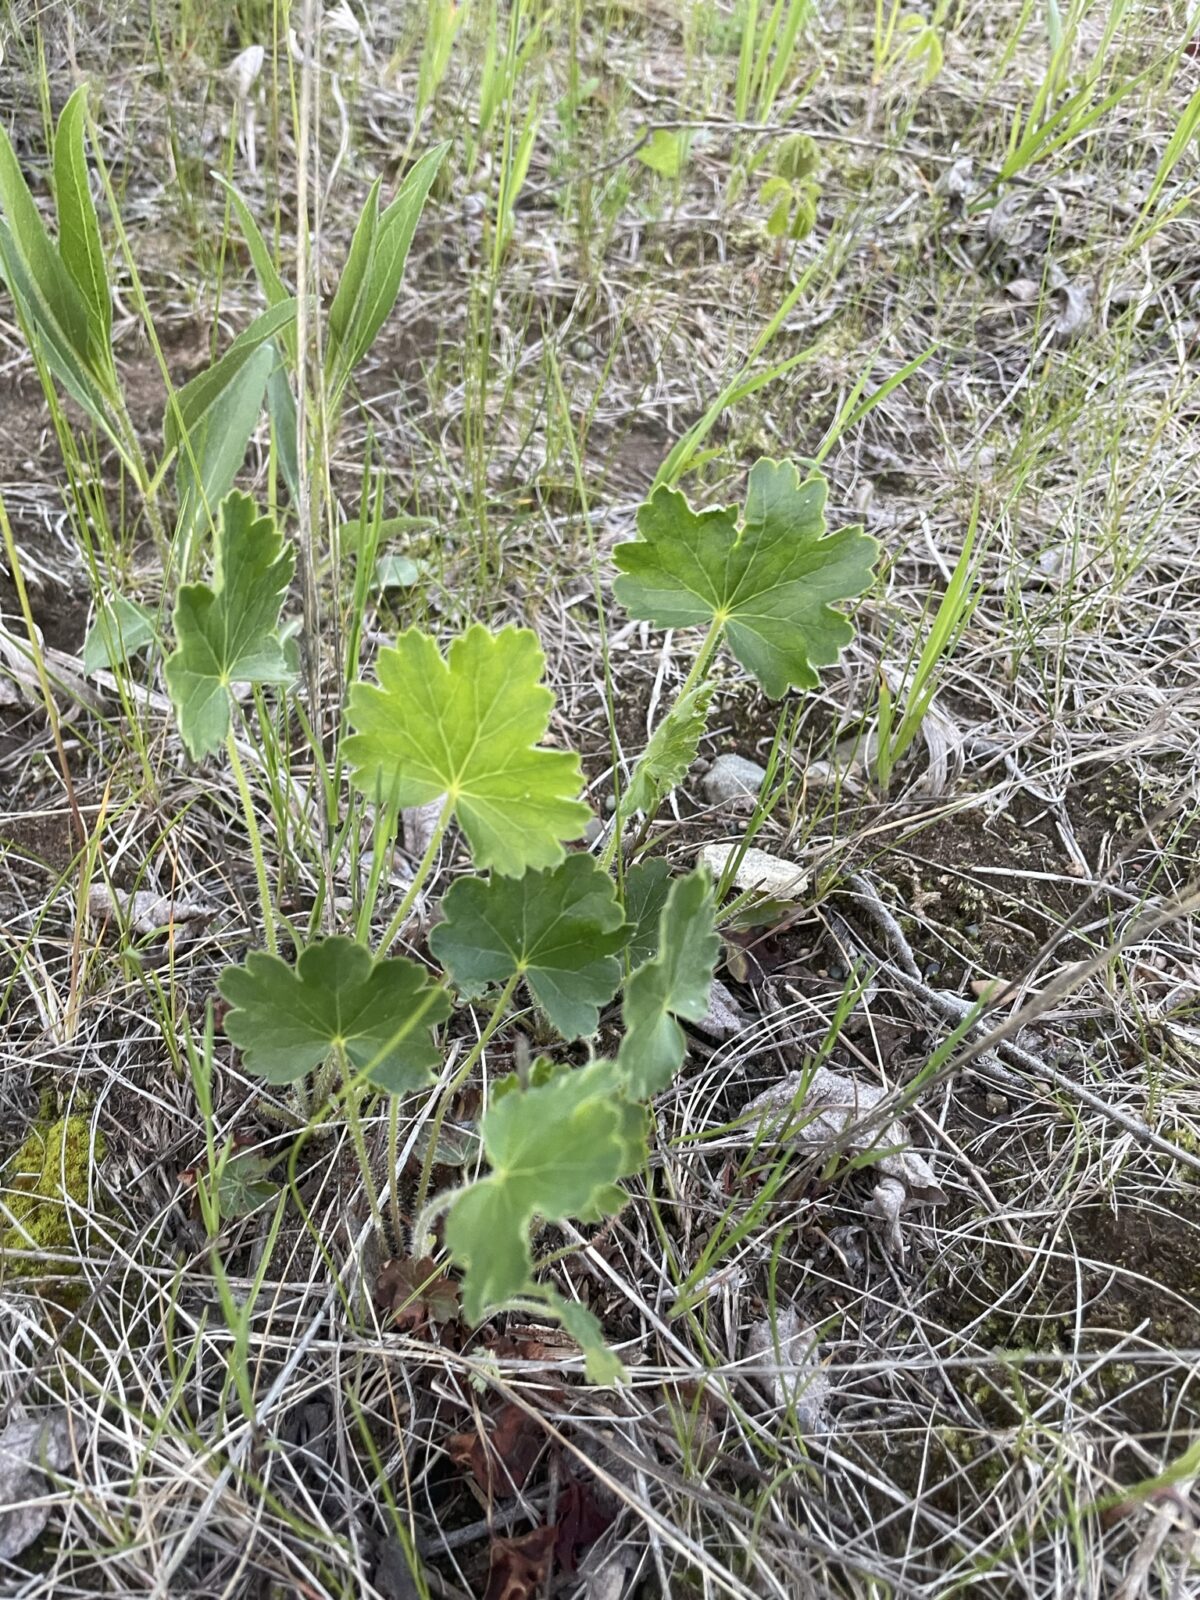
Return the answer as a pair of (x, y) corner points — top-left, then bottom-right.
(615, 869), (719, 1098)
(344, 624), (590, 876)
(430, 855), (627, 1040)
(164, 491), (295, 759)
(621, 857), (674, 968)
(555, 1297), (628, 1385)
(219, 935), (452, 1093)
(53, 86), (112, 362)
(216, 1151), (281, 1218)
(637, 128), (688, 177)
(82, 595), (158, 674)
(776, 132), (820, 182)
(622, 682), (713, 817)
(444, 1059), (645, 1320)
(613, 458), (879, 699)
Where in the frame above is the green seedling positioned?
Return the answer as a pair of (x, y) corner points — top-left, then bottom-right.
(756, 131), (821, 242)
(872, 2), (944, 88)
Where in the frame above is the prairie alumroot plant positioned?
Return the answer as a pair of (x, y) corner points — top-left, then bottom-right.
(186, 459), (877, 1379)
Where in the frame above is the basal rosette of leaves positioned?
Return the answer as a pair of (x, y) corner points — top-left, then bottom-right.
(166, 456), (874, 1380)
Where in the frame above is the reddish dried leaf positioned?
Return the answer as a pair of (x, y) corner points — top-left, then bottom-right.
(375, 1256), (460, 1331)
(484, 1525), (556, 1600)
(554, 1474), (617, 1573)
(446, 1403), (543, 1497)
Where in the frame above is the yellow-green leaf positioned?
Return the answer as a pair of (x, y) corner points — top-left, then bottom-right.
(344, 625), (590, 876)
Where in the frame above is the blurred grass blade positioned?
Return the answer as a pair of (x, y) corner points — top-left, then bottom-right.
(215, 175), (289, 309)
(876, 494), (983, 787)
(1135, 82), (1200, 239)
(814, 344), (937, 464)
(654, 265), (823, 490)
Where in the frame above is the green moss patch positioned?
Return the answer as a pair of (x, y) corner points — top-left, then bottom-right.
(1, 1116), (106, 1279)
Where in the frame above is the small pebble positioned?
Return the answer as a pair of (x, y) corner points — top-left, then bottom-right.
(702, 753), (768, 808)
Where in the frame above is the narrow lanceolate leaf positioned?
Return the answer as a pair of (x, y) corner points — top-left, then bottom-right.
(622, 682), (713, 817)
(53, 86), (111, 360)
(345, 624), (590, 876)
(0, 220), (118, 434)
(166, 299), (299, 544)
(326, 145), (446, 398)
(82, 595), (157, 674)
(616, 869), (719, 1098)
(215, 177), (291, 309)
(444, 1060), (645, 1320)
(266, 360), (300, 503)
(165, 491), (294, 759)
(174, 341), (276, 548)
(613, 458), (879, 699)
(0, 114), (93, 364)
(219, 936), (452, 1093)
(327, 176), (381, 387)
(431, 855), (628, 1040)
(166, 299), (299, 457)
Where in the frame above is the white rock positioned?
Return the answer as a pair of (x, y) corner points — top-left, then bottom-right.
(0, 1411), (73, 1560)
(702, 754), (767, 808)
(744, 1065), (946, 1253)
(744, 1307), (830, 1430)
(698, 842), (809, 901)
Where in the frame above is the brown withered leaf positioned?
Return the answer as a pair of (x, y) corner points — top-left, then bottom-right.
(555, 1473), (617, 1573)
(447, 1403), (544, 1497)
(484, 1525), (557, 1600)
(374, 1255), (460, 1330)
